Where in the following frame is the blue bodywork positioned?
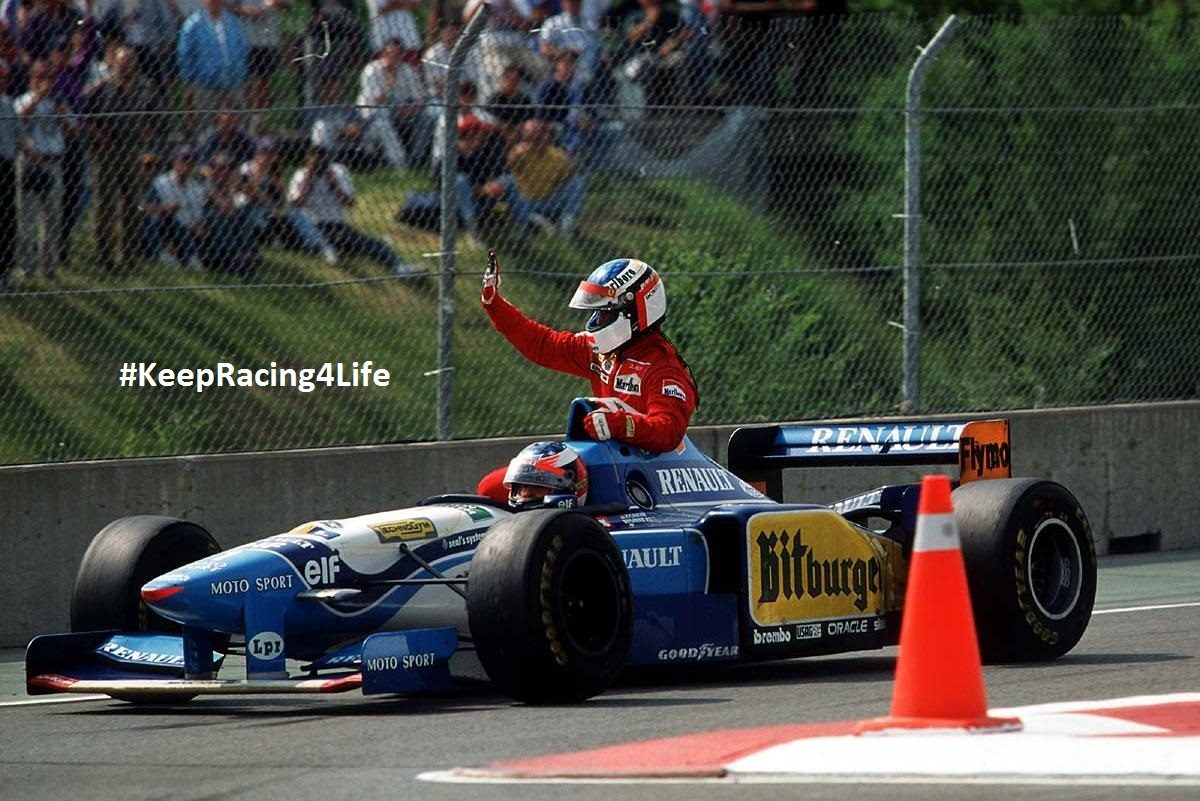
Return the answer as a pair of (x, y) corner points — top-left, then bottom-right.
(30, 400), (968, 699)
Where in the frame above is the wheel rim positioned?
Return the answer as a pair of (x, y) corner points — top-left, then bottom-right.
(558, 550), (622, 657)
(1027, 516), (1084, 621)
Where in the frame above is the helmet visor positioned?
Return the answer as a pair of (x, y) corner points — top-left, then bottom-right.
(569, 280), (617, 310)
(586, 308), (621, 333)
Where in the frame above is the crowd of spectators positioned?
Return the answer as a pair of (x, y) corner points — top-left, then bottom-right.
(0, 0), (833, 287)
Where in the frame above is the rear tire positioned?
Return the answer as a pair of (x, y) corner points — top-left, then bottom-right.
(467, 509), (633, 703)
(953, 479), (1096, 663)
(71, 516), (221, 634)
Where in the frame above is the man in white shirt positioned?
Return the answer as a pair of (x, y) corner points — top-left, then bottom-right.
(148, 144), (209, 268)
(366, 0), (420, 56)
(355, 36), (427, 168)
(287, 144), (426, 276)
(15, 59), (68, 279)
(540, 0), (601, 84)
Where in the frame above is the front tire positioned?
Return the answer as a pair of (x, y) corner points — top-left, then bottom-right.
(71, 515), (221, 634)
(467, 509), (633, 703)
(954, 479), (1096, 663)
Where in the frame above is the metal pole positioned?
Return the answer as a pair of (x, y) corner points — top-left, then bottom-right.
(436, 3), (490, 440)
(903, 15), (959, 413)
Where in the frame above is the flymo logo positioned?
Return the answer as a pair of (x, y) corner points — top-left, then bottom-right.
(747, 510), (897, 626)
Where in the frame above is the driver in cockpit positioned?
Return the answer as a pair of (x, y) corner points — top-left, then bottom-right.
(495, 441), (589, 510)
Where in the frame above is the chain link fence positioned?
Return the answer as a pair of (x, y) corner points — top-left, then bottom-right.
(2, 10), (1199, 464)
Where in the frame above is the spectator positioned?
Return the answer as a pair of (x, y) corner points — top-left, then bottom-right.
(540, 0), (601, 84)
(482, 116), (585, 239)
(135, 149), (163, 260)
(15, 58), (68, 279)
(422, 21), (485, 104)
(430, 78), (492, 176)
(454, 113), (507, 241)
(354, 35), (426, 169)
(49, 27), (97, 267)
(365, 0), (419, 58)
(240, 136), (337, 264)
(463, 0), (545, 101)
(535, 49), (590, 154)
(148, 143), (208, 269)
(302, 0), (364, 110)
(18, 0), (81, 63)
(200, 149), (259, 274)
(0, 22), (28, 97)
(177, 0), (248, 132)
(0, 58), (16, 288)
(83, 44), (161, 272)
(196, 104), (255, 167)
(484, 61), (533, 144)
(229, 0), (292, 130)
(108, 0), (179, 105)
(617, 0), (690, 108)
(287, 143), (427, 276)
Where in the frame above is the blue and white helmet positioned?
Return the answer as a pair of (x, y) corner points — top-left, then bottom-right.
(569, 258), (666, 354)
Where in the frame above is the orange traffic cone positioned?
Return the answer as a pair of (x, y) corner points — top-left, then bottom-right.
(856, 474), (1021, 734)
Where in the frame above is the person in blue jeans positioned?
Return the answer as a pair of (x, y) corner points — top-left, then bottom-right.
(480, 118), (586, 239)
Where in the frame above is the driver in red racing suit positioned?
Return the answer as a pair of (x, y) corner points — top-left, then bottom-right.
(477, 253), (698, 501)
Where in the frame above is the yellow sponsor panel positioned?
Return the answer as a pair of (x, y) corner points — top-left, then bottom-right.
(747, 510), (901, 626)
(371, 518), (437, 542)
(287, 522), (320, 535)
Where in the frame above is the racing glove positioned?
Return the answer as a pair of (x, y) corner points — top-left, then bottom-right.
(481, 248), (502, 305)
(583, 398), (639, 442)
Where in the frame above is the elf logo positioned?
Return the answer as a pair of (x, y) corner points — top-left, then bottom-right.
(613, 373), (642, 395)
(303, 554), (341, 587)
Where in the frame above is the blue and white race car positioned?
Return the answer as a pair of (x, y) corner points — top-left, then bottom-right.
(26, 400), (1097, 704)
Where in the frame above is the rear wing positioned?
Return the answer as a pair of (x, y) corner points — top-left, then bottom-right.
(728, 419), (1010, 502)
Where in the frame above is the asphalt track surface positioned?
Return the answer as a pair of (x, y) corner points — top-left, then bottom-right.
(2, 550), (1198, 801)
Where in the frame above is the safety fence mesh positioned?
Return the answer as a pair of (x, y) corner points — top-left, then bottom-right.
(2, 10), (1199, 463)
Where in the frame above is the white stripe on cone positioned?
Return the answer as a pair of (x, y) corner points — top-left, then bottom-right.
(912, 511), (960, 553)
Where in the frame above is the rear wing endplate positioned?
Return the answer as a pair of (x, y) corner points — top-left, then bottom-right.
(728, 419), (1010, 501)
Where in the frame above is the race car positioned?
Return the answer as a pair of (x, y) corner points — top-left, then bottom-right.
(26, 399), (1097, 704)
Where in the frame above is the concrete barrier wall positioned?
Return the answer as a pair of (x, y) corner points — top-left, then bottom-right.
(4, 401), (1196, 646)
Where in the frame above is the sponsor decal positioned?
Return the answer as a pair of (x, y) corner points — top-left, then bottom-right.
(656, 466), (737, 496)
(736, 478), (766, 500)
(590, 352), (616, 380)
(873, 617), (887, 631)
(622, 545), (683, 569)
(752, 627), (792, 645)
(657, 644), (739, 662)
(748, 511), (902, 627)
(448, 504), (493, 522)
(160, 572), (191, 583)
(249, 631), (284, 660)
(826, 618), (870, 636)
(609, 264), (640, 291)
(831, 489), (884, 515)
(255, 574), (294, 592)
(662, 381), (687, 402)
(959, 424), (1012, 482)
(97, 642), (185, 666)
(442, 529), (487, 551)
(804, 423), (966, 454)
(363, 654), (435, 671)
(303, 554), (341, 586)
(371, 518), (437, 542)
(320, 520), (344, 529)
(288, 522), (321, 536)
(210, 579), (249, 595)
(613, 373), (642, 395)
(795, 623), (822, 640)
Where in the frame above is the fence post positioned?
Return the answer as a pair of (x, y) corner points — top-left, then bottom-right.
(903, 15), (959, 412)
(436, 3), (490, 440)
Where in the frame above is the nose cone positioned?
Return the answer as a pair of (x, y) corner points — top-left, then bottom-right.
(140, 556), (247, 632)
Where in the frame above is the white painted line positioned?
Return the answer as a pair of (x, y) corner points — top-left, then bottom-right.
(417, 771), (1200, 787)
(1094, 601), (1200, 615)
(0, 694), (109, 708)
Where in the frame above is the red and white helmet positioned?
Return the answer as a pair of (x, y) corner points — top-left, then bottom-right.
(502, 441), (589, 509)
(569, 258), (666, 354)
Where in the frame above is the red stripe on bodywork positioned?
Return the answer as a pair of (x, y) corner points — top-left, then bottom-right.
(29, 674), (79, 692)
(320, 673), (363, 693)
(140, 585), (184, 603)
